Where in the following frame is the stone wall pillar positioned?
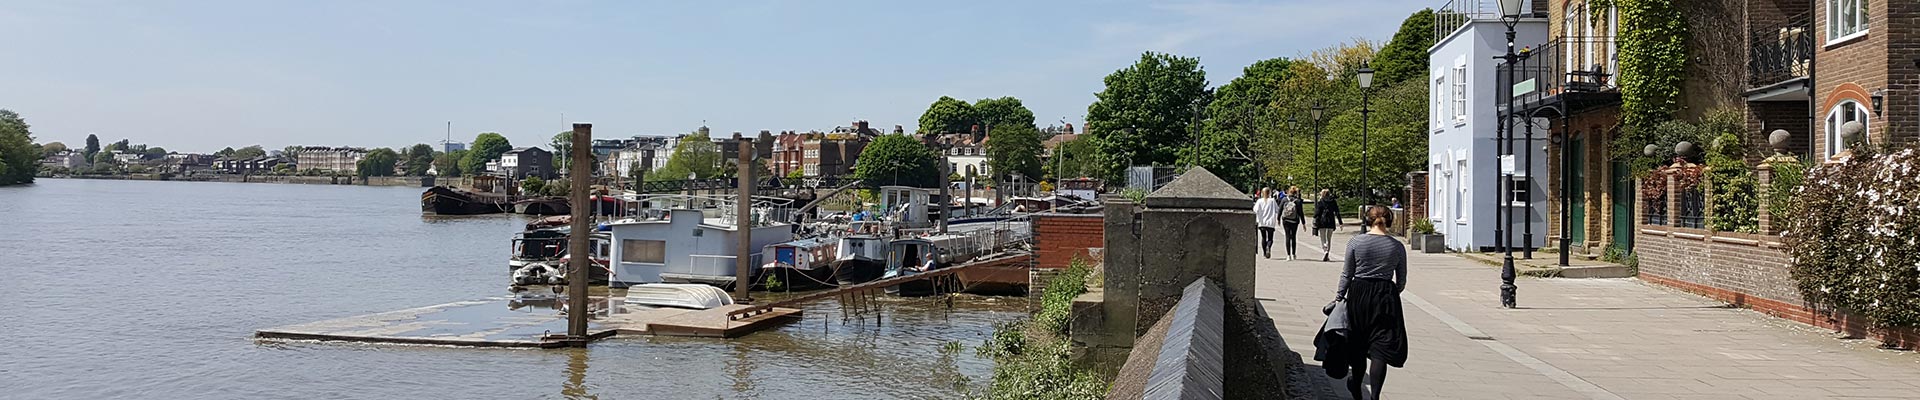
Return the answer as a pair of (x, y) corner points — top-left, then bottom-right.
(1755, 164), (1774, 234)
(1131, 167), (1255, 336)
(1665, 171), (1679, 226)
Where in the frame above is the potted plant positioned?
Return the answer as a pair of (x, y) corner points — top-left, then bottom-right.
(1409, 219), (1433, 250)
(1412, 219), (1444, 253)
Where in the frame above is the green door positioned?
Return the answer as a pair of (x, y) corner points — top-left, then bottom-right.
(1567, 137), (1586, 246)
(1611, 160), (1635, 251)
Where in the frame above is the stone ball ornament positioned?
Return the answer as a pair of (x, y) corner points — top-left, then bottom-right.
(1675, 141), (1699, 159)
(1644, 144), (1659, 157)
(1769, 129), (1791, 153)
(1840, 121), (1865, 147)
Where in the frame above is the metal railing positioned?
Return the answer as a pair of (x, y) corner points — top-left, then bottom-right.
(1435, 0), (1498, 42)
(1749, 11), (1813, 88)
(1676, 186), (1706, 229)
(1643, 178), (1668, 226)
(1503, 36), (1620, 108)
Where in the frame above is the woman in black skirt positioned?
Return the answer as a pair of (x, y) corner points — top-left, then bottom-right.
(1334, 205), (1408, 400)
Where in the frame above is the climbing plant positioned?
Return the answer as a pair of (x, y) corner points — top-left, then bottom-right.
(1611, 0), (1691, 172)
(1702, 113), (1757, 233)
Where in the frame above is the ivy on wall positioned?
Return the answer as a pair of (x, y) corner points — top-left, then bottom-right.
(1610, 0), (1691, 173)
(1703, 115), (1758, 233)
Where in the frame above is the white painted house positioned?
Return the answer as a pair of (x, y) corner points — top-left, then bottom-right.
(1426, 0), (1549, 251)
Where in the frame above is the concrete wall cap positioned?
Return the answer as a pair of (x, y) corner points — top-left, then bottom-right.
(1144, 167), (1252, 209)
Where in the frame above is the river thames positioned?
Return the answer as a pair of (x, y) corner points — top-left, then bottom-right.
(0, 178), (1025, 399)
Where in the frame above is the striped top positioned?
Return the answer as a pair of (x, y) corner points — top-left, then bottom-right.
(1338, 233), (1408, 299)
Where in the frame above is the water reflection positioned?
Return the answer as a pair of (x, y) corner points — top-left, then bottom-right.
(563, 348), (597, 400)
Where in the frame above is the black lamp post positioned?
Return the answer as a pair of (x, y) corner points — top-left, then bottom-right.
(1311, 101), (1326, 191)
(1495, 0), (1525, 309)
(1358, 62), (1376, 227)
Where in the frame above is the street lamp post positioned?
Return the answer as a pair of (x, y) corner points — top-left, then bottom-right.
(1495, 0), (1525, 309)
(1310, 102), (1326, 191)
(1358, 62), (1376, 226)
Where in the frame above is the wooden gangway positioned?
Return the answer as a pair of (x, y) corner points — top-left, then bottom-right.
(726, 252), (1031, 321)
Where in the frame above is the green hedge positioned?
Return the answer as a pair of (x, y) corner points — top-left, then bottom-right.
(1783, 146), (1920, 330)
(977, 258), (1107, 400)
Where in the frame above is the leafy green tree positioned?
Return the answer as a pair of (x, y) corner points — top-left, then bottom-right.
(84, 134), (100, 159)
(1275, 80), (1428, 197)
(1086, 52), (1210, 182)
(435, 149), (468, 177)
(986, 124), (1044, 183)
(355, 148), (400, 177)
(462, 133), (512, 176)
(40, 141), (67, 157)
(652, 130), (721, 181)
(786, 168), (805, 179)
(973, 96), (1036, 132)
(917, 96), (976, 134)
(215, 147), (235, 157)
(90, 151), (117, 173)
(108, 139), (129, 153)
(0, 109), (38, 185)
(404, 144), (435, 176)
(232, 145), (267, 159)
(143, 147), (168, 157)
(550, 131), (573, 172)
(1370, 9), (1436, 87)
(521, 176), (548, 195)
(854, 134), (942, 188)
(1186, 57), (1296, 188)
(1050, 135), (1098, 179)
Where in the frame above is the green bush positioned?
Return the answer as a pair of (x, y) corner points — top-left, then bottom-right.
(1410, 218), (1436, 235)
(977, 258), (1107, 399)
(1703, 120), (1758, 233)
(1783, 145), (1920, 330)
(1765, 160), (1806, 225)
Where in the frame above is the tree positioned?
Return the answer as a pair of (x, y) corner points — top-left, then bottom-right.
(1370, 9), (1437, 87)
(434, 149), (468, 177)
(1187, 57), (1297, 188)
(90, 151), (117, 173)
(854, 133), (942, 188)
(1086, 52), (1210, 182)
(1050, 135), (1098, 179)
(652, 130), (721, 180)
(232, 145), (267, 159)
(973, 96), (1036, 133)
(986, 124), (1044, 183)
(108, 139), (130, 152)
(84, 134), (100, 159)
(521, 176), (548, 195)
(0, 109), (38, 185)
(404, 144), (435, 176)
(143, 147), (168, 157)
(463, 133), (512, 176)
(40, 141), (67, 157)
(355, 148), (400, 177)
(551, 131), (573, 173)
(215, 147), (236, 157)
(917, 96), (976, 134)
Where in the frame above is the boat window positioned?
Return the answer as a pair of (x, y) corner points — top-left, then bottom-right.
(621, 239), (666, 264)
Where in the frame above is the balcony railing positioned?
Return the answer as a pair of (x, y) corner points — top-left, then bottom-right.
(1502, 36), (1619, 109)
(1749, 12), (1813, 88)
(1435, 0), (1545, 43)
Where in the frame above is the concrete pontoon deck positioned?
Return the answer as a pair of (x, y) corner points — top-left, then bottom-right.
(254, 296), (802, 348)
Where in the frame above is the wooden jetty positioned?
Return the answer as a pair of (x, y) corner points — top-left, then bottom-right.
(727, 252), (1032, 321)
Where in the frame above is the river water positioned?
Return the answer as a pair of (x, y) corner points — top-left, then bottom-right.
(0, 179), (1026, 399)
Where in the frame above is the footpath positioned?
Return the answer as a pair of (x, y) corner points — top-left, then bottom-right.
(1256, 229), (1920, 400)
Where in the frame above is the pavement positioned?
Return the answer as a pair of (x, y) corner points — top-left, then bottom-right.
(1254, 230), (1920, 400)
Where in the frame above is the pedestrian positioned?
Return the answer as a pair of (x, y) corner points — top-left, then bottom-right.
(1281, 186), (1306, 260)
(1314, 189), (1342, 262)
(1253, 187), (1280, 259)
(1321, 205), (1409, 400)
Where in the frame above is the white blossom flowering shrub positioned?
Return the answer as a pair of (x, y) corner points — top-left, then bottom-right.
(1783, 145), (1920, 330)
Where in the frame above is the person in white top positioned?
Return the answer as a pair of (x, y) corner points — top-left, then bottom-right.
(1253, 187), (1281, 259)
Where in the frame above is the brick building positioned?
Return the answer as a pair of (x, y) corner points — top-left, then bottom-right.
(288, 146), (368, 173)
(1811, 0), (1920, 158)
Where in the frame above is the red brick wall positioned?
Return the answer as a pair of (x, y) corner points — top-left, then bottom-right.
(1636, 225), (1918, 349)
(1034, 213), (1104, 270)
(1813, 0), (1920, 159)
(1405, 171), (1428, 224)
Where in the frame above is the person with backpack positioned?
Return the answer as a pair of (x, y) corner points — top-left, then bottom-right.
(1314, 189), (1342, 262)
(1281, 186), (1306, 260)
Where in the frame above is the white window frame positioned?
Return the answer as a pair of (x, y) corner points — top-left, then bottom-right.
(1825, 100), (1870, 158)
(1455, 158), (1469, 224)
(1506, 176), (1531, 207)
(1433, 73), (1446, 132)
(1827, 0), (1869, 45)
(1451, 63), (1468, 125)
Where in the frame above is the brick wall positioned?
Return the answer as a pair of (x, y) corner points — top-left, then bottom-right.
(1813, 0), (1920, 158)
(1745, 101), (1814, 162)
(1543, 108), (1622, 254)
(1405, 171), (1428, 224)
(1636, 225), (1918, 349)
(1034, 213), (1104, 270)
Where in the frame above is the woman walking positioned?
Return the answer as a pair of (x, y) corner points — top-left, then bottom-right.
(1332, 206), (1409, 400)
(1253, 188), (1280, 259)
(1281, 186), (1306, 260)
(1313, 189), (1342, 262)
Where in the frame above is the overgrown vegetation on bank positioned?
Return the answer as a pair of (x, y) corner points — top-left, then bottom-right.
(976, 259), (1106, 400)
(1783, 145), (1920, 330)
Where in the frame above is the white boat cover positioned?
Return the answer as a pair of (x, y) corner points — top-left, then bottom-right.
(623, 283), (735, 310)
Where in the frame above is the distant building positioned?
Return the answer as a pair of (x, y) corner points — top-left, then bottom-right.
(442, 141), (466, 153)
(498, 147), (554, 180)
(216, 156), (287, 174)
(157, 153), (216, 174)
(40, 151), (87, 170)
(609, 136), (676, 180)
(803, 133), (869, 177)
(288, 146), (369, 173)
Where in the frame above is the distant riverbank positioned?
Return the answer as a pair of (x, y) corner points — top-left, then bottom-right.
(46, 173), (436, 187)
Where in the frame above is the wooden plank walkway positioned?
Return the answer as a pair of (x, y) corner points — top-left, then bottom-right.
(726, 252), (1032, 320)
(253, 299), (617, 348)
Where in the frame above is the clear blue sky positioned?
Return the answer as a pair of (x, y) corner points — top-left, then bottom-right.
(1, 0), (1431, 153)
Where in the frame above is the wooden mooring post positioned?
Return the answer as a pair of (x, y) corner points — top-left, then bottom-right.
(564, 123), (594, 346)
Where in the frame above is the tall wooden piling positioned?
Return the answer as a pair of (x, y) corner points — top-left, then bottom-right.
(566, 123), (594, 343)
(734, 137), (754, 302)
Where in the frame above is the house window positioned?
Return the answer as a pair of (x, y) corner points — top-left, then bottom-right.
(1508, 176), (1531, 206)
(1451, 65), (1467, 123)
(1827, 0), (1869, 44)
(1455, 159), (1469, 222)
(1824, 100), (1870, 157)
(1433, 75), (1446, 130)
(621, 239), (666, 264)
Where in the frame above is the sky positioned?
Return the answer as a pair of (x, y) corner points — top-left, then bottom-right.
(0, 0), (1433, 153)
